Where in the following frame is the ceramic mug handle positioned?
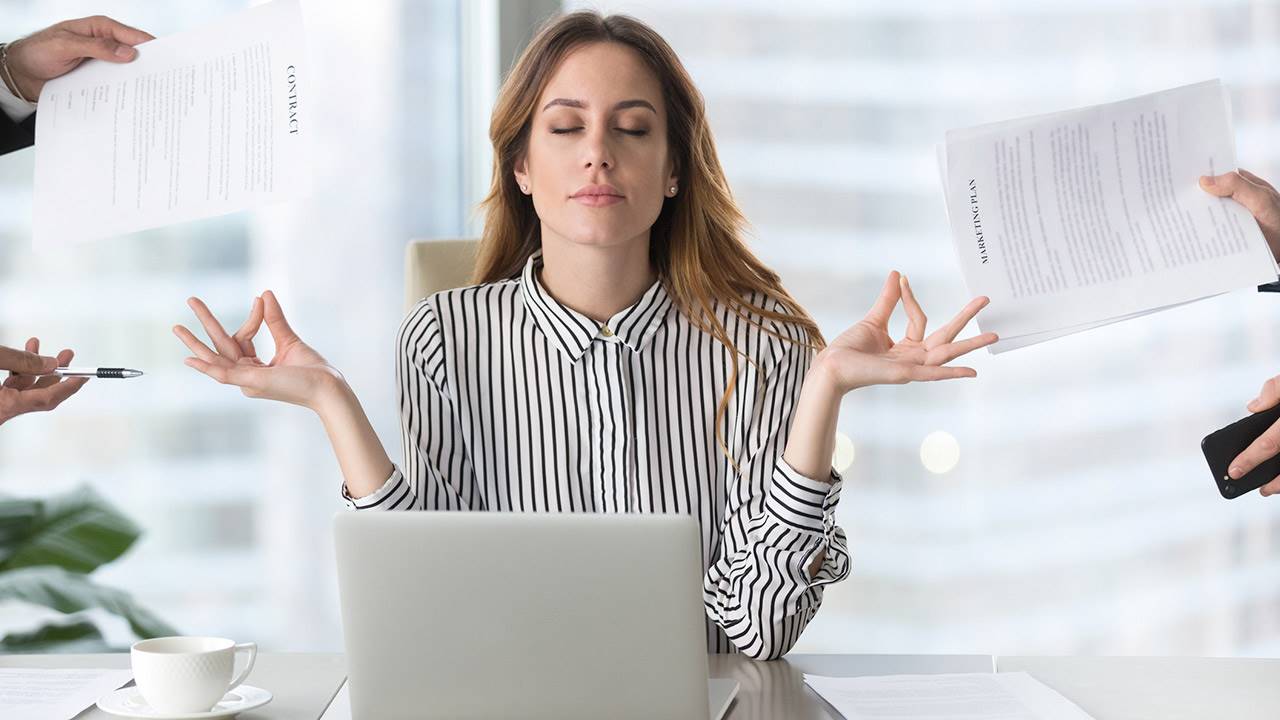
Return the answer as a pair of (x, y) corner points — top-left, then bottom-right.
(227, 642), (258, 691)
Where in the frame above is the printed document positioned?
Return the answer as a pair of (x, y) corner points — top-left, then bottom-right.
(938, 80), (1277, 352)
(0, 668), (133, 720)
(804, 672), (1096, 720)
(33, 0), (310, 248)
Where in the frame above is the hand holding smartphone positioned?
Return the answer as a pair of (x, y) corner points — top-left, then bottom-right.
(1201, 403), (1280, 499)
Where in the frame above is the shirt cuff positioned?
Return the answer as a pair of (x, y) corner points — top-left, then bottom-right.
(0, 78), (35, 123)
(342, 467), (411, 510)
(764, 458), (842, 535)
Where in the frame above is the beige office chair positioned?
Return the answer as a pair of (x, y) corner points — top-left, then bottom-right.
(404, 238), (480, 313)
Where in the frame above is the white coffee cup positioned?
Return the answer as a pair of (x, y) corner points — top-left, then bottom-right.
(131, 636), (257, 713)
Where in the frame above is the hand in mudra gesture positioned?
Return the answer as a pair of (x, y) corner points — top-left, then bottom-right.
(817, 271), (998, 393)
(173, 291), (344, 410)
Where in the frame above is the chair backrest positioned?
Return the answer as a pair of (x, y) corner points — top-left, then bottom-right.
(404, 238), (480, 313)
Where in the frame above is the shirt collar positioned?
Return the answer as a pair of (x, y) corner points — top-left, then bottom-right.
(520, 250), (673, 363)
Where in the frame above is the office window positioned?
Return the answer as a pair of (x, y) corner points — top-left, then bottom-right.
(569, 0), (1280, 656)
(0, 0), (467, 651)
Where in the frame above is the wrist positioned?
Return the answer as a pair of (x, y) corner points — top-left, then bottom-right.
(311, 371), (354, 419)
(3, 40), (39, 102)
(811, 349), (853, 396)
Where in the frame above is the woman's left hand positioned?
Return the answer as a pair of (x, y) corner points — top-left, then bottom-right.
(815, 271), (997, 393)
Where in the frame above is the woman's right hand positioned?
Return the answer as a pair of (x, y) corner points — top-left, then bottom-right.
(174, 290), (344, 411)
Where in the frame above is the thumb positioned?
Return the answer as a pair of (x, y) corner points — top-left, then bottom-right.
(261, 290), (299, 344)
(63, 34), (137, 62)
(1249, 376), (1280, 413)
(0, 345), (58, 374)
(1200, 171), (1278, 226)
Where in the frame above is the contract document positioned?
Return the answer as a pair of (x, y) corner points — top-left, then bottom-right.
(33, 0), (310, 248)
(804, 672), (1096, 720)
(938, 80), (1277, 352)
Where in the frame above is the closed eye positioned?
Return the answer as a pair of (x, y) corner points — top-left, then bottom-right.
(550, 127), (583, 134)
(617, 128), (648, 137)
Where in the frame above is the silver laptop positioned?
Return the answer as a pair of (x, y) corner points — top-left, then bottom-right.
(332, 512), (739, 720)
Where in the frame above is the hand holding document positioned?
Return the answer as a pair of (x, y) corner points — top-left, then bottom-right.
(938, 80), (1278, 352)
(32, 0), (310, 249)
(804, 672), (1096, 720)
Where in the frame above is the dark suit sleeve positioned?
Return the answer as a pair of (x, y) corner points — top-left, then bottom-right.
(0, 108), (34, 156)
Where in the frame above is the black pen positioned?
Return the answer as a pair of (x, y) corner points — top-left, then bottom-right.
(52, 367), (144, 378)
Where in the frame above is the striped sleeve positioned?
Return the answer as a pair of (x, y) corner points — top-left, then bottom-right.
(702, 316), (852, 660)
(343, 297), (476, 511)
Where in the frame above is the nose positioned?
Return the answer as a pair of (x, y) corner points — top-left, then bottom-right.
(582, 126), (613, 171)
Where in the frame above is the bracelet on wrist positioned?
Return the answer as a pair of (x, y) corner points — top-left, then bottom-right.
(0, 42), (33, 104)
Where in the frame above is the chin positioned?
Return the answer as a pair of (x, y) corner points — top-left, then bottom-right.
(558, 221), (646, 248)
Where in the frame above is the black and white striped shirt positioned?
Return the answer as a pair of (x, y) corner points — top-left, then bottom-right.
(345, 250), (851, 659)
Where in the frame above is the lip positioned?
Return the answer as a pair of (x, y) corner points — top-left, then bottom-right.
(570, 184), (625, 207)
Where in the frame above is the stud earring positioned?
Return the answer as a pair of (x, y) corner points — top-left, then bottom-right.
(669, 186), (677, 195)
(520, 184), (529, 193)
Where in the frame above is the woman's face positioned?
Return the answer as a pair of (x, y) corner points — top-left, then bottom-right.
(515, 41), (677, 250)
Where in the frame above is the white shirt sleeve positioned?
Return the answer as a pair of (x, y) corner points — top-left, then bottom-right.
(0, 76), (35, 123)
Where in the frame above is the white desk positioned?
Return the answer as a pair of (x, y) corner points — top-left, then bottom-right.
(0, 653), (345, 720)
(3, 652), (1276, 719)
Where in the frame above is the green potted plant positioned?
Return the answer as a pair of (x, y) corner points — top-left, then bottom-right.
(0, 485), (176, 653)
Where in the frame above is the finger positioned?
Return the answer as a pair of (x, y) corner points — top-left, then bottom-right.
(261, 291), (300, 345)
(1261, 476), (1280, 497)
(905, 364), (977, 383)
(925, 296), (990, 349)
(17, 376), (88, 413)
(899, 275), (927, 342)
(927, 332), (999, 365)
(1228, 420), (1280, 480)
(56, 32), (138, 62)
(187, 297), (243, 361)
(4, 338), (44, 390)
(172, 324), (227, 365)
(1248, 377), (1280, 413)
(0, 343), (58, 375)
(31, 349), (75, 390)
(862, 271), (902, 326)
(1200, 171), (1278, 224)
(1238, 168), (1277, 193)
(234, 296), (265, 359)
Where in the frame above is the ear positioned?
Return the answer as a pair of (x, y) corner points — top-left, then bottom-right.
(513, 154), (531, 194)
(665, 159), (680, 197)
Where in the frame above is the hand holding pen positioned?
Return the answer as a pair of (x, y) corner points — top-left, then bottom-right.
(0, 337), (141, 427)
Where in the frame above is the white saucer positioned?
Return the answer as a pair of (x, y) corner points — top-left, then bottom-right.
(96, 685), (273, 719)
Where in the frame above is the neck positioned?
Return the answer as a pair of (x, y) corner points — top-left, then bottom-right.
(538, 230), (657, 324)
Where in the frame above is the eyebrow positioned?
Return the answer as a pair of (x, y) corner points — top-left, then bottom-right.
(541, 98), (657, 114)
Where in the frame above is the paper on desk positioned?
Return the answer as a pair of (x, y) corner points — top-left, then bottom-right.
(937, 79), (1277, 352)
(0, 668), (133, 720)
(804, 672), (1096, 720)
(33, 0), (311, 249)
(318, 680), (351, 720)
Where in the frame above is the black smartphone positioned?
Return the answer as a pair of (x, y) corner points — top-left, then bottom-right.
(1201, 403), (1280, 499)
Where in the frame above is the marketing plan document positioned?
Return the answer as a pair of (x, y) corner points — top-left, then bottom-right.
(938, 80), (1276, 352)
(804, 672), (1096, 720)
(33, 0), (310, 249)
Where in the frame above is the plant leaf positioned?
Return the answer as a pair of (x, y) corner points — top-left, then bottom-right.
(0, 497), (42, 565)
(0, 486), (140, 573)
(0, 616), (112, 653)
(0, 566), (178, 640)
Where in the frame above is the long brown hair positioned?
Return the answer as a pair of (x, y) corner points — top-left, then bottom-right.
(476, 11), (825, 464)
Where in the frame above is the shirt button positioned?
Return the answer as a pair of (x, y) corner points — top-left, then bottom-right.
(600, 326), (614, 337)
